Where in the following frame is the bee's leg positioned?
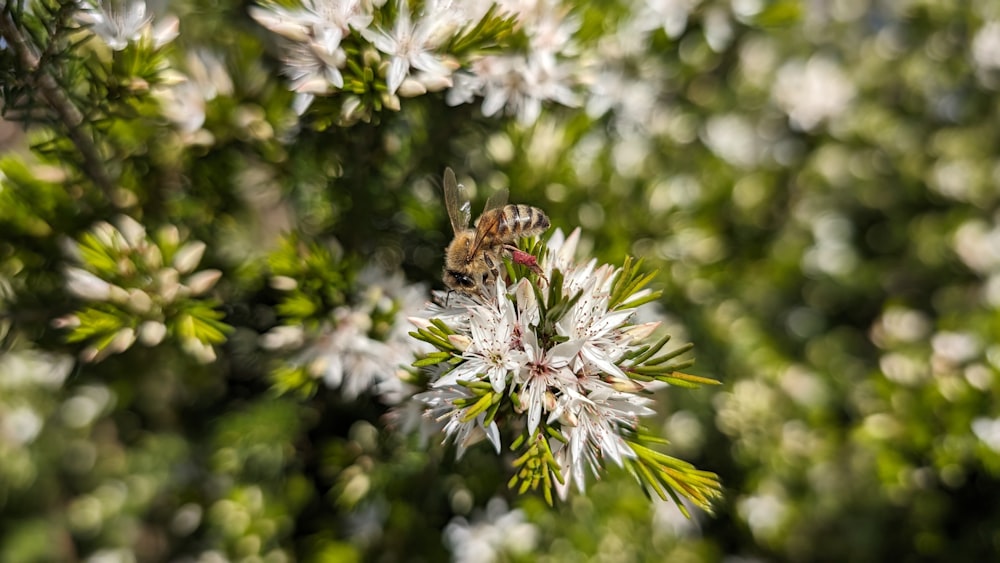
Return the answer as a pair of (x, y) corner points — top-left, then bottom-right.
(505, 244), (547, 284)
(483, 251), (498, 280)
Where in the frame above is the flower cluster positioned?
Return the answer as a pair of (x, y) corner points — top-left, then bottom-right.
(261, 234), (429, 402)
(250, 0), (581, 121)
(57, 215), (230, 363)
(76, 0), (179, 52)
(409, 229), (721, 510)
(265, 266), (429, 402)
(443, 497), (538, 563)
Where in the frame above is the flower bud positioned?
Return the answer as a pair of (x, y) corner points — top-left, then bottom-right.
(92, 221), (116, 247)
(158, 225), (181, 250)
(151, 15), (180, 48)
(60, 236), (82, 261)
(185, 269), (222, 296)
(143, 243), (163, 270)
(158, 268), (181, 302)
(109, 284), (130, 304)
(396, 78), (427, 98)
(382, 92), (401, 112)
(64, 267), (111, 301)
(418, 72), (453, 92)
(259, 325), (304, 350)
(248, 6), (311, 41)
(408, 316), (431, 330)
(363, 47), (381, 67)
(605, 374), (645, 393)
(544, 391), (558, 412)
(448, 334), (472, 351)
(52, 315), (81, 329)
(173, 241), (206, 274)
(108, 327), (137, 355)
(138, 320), (167, 347)
(80, 345), (101, 363)
(622, 322), (661, 342)
(558, 408), (578, 427)
(340, 96), (364, 122)
(182, 338), (217, 364)
(270, 275), (298, 291)
(127, 289), (153, 314)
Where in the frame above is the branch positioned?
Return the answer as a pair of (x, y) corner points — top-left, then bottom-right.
(0, 7), (116, 199)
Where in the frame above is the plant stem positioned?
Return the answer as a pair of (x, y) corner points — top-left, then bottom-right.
(0, 8), (116, 199)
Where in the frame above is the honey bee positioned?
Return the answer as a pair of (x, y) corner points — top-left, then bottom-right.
(441, 167), (550, 296)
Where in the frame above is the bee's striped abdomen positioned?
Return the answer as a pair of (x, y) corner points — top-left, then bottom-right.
(497, 204), (550, 240)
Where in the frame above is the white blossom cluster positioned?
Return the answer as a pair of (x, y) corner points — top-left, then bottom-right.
(249, 0), (581, 120)
(57, 215), (225, 363)
(443, 497), (538, 563)
(410, 229), (689, 499)
(75, 0), (179, 51)
(262, 267), (430, 403)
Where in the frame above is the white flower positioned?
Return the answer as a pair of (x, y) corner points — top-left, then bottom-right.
(435, 279), (526, 393)
(250, 0), (372, 54)
(444, 497), (539, 563)
(0, 349), (74, 389)
(290, 267), (430, 403)
(412, 228), (679, 494)
(362, 0), (453, 95)
(516, 329), (580, 436)
(555, 263), (634, 384)
(1, 406), (44, 446)
(309, 308), (395, 399)
(470, 52), (578, 124)
(550, 386), (654, 498)
(634, 0), (701, 39)
(76, 0), (150, 50)
(415, 384), (501, 457)
(250, 0), (373, 105)
(282, 38), (347, 92)
(972, 22), (1000, 72)
(76, 0), (178, 51)
(772, 55), (855, 131)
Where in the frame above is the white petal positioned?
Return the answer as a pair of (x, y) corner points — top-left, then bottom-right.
(527, 400), (541, 436)
(151, 15), (180, 48)
(108, 327), (137, 355)
(172, 241), (206, 273)
(292, 92), (316, 115)
(248, 7), (312, 41)
(65, 267), (112, 301)
(484, 419), (501, 453)
(387, 56), (409, 95)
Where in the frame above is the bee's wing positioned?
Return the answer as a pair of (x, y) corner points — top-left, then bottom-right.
(443, 167), (471, 234)
(467, 187), (509, 260)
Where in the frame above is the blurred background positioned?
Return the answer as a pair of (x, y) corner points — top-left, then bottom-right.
(2, 0), (1000, 561)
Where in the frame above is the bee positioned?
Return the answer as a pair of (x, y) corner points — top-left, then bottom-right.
(441, 167), (550, 296)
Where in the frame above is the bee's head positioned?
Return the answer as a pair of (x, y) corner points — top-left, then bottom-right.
(443, 269), (478, 293)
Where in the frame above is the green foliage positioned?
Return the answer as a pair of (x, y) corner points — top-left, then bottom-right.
(267, 233), (355, 329)
(509, 428), (564, 506)
(3, 0), (1000, 560)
